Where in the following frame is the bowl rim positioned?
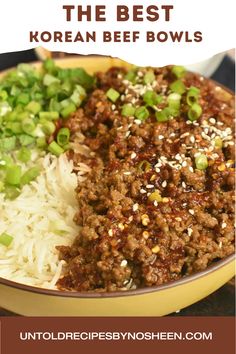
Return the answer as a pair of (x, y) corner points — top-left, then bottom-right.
(0, 57), (235, 299)
(0, 254), (235, 298)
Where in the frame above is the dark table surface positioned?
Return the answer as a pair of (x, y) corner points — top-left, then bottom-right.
(0, 50), (235, 317)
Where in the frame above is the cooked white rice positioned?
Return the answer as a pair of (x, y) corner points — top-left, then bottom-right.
(0, 153), (88, 289)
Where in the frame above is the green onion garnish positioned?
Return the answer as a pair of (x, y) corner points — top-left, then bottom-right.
(171, 66), (186, 79)
(21, 166), (40, 186)
(144, 70), (155, 84)
(187, 103), (202, 121)
(18, 134), (35, 146)
(57, 128), (70, 146)
(60, 102), (77, 118)
(137, 160), (151, 172)
(41, 121), (56, 135)
(43, 74), (60, 86)
(39, 111), (59, 121)
(0, 136), (16, 152)
(36, 137), (47, 148)
(17, 147), (31, 163)
(195, 154), (208, 170)
(155, 107), (173, 122)
(106, 88), (120, 103)
(6, 165), (21, 185)
(124, 70), (137, 83)
(135, 106), (149, 121)
(48, 141), (64, 156)
(170, 80), (186, 95)
(186, 86), (200, 106)
(121, 104), (135, 117)
(143, 91), (163, 107)
(167, 92), (181, 110)
(0, 233), (13, 247)
(22, 118), (35, 135)
(4, 186), (20, 200)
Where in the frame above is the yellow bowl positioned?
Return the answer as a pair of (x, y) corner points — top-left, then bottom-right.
(0, 57), (235, 316)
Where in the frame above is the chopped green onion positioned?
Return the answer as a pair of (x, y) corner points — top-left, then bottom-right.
(0, 233), (13, 247)
(106, 88), (120, 103)
(36, 137), (47, 148)
(39, 111), (59, 121)
(143, 91), (163, 106)
(121, 104), (135, 117)
(18, 134), (35, 146)
(41, 121), (56, 135)
(0, 90), (8, 100)
(171, 66), (186, 79)
(144, 70), (155, 84)
(17, 147), (31, 163)
(43, 58), (57, 73)
(137, 160), (151, 172)
(155, 107), (173, 122)
(70, 85), (86, 107)
(4, 186), (20, 200)
(186, 86), (200, 106)
(5, 122), (23, 135)
(57, 128), (70, 146)
(148, 190), (162, 202)
(21, 166), (40, 186)
(26, 101), (42, 114)
(16, 93), (30, 105)
(43, 74), (60, 86)
(124, 70), (137, 83)
(135, 106), (149, 121)
(22, 118), (35, 135)
(60, 102), (76, 118)
(6, 165), (21, 185)
(195, 154), (208, 170)
(187, 103), (202, 121)
(48, 141), (64, 156)
(170, 80), (186, 95)
(0, 136), (16, 152)
(0, 181), (4, 192)
(167, 92), (181, 109)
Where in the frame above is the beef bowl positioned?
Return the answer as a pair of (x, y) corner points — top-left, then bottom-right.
(0, 57), (235, 316)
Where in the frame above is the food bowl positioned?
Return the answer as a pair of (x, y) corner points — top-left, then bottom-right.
(0, 57), (235, 316)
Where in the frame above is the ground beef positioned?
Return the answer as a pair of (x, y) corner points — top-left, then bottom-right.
(57, 66), (235, 292)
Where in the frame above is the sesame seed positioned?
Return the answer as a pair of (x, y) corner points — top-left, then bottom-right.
(121, 260), (128, 267)
(209, 118), (216, 124)
(162, 180), (167, 188)
(129, 216), (133, 222)
(134, 119), (142, 125)
(140, 189), (147, 194)
(108, 229), (113, 236)
(217, 121), (224, 126)
(222, 222), (227, 229)
(182, 181), (187, 188)
(189, 167), (194, 172)
(182, 161), (187, 167)
(125, 131), (131, 138)
(158, 135), (164, 140)
(155, 168), (160, 173)
(118, 223), (125, 230)
(219, 241), (222, 248)
(175, 154), (181, 161)
(187, 228), (193, 236)
(133, 203), (139, 212)
(175, 217), (182, 222)
(146, 184), (154, 189)
(153, 200), (158, 207)
(131, 152), (137, 159)
(123, 171), (131, 175)
(162, 197), (169, 203)
(111, 104), (116, 110)
(190, 136), (195, 143)
(189, 209), (195, 215)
